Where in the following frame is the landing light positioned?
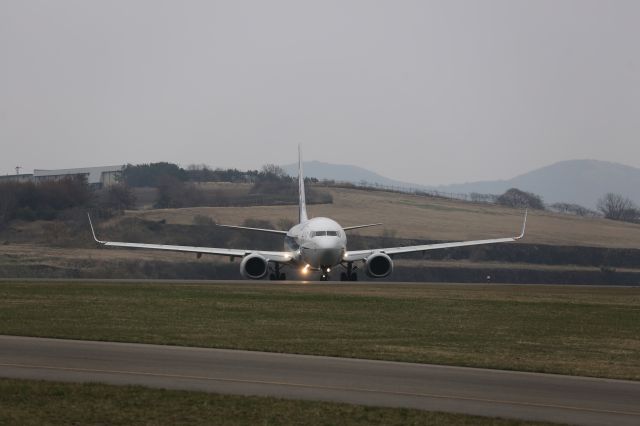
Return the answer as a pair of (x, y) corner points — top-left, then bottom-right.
(327, 268), (331, 272)
(302, 265), (310, 274)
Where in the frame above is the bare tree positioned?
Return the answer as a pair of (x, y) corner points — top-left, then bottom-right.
(597, 193), (638, 222)
(260, 164), (289, 180)
(155, 176), (204, 208)
(496, 188), (545, 210)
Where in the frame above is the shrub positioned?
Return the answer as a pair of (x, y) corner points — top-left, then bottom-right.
(122, 163), (188, 187)
(497, 188), (545, 210)
(0, 177), (92, 223)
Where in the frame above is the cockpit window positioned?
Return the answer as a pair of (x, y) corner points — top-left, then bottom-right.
(311, 230), (338, 237)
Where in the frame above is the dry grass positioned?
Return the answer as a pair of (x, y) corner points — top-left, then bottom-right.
(0, 243), (198, 265)
(128, 186), (640, 248)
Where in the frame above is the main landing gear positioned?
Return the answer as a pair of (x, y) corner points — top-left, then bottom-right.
(340, 262), (358, 281)
(269, 264), (286, 281)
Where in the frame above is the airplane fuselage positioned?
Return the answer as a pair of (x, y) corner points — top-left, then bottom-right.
(285, 217), (346, 270)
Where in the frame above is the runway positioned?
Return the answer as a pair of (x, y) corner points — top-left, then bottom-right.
(1, 336), (639, 425)
(2, 277), (638, 288)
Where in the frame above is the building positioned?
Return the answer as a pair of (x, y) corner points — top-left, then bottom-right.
(0, 173), (34, 184)
(34, 165), (124, 188)
(1, 165), (124, 189)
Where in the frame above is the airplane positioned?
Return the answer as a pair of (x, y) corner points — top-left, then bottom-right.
(89, 148), (527, 281)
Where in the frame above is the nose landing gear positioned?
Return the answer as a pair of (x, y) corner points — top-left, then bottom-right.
(309, 265), (357, 282)
(319, 266), (330, 281)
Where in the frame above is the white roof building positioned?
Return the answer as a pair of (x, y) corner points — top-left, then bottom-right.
(33, 165), (124, 187)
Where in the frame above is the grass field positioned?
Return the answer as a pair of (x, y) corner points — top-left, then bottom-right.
(129, 186), (640, 248)
(0, 378), (554, 426)
(1, 281), (639, 380)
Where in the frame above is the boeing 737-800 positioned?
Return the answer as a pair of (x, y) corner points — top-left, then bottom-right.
(89, 149), (527, 281)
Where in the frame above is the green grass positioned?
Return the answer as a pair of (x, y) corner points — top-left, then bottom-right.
(1, 281), (639, 380)
(0, 378), (556, 425)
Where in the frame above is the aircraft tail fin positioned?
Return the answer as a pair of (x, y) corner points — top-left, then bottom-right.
(298, 145), (308, 223)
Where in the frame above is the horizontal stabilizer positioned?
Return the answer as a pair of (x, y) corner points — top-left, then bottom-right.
(342, 223), (383, 231)
(216, 223), (288, 235)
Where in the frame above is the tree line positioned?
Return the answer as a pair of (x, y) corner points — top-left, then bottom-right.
(0, 162), (325, 224)
(122, 162), (323, 209)
(121, 162), (318, 187)
(1, 161), (638, 225)
(0, 176), (135, 225)
(482, 187), (638, 223)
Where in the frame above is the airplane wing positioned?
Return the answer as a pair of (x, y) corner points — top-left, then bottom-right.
(88, 215), (293, 263)
(343, 210), (527, 262)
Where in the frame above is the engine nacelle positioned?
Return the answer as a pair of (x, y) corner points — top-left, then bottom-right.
(240, 254), (269, 279)
(365, 253), (393, 278)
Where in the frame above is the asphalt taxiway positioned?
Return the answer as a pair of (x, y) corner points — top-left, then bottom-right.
(2, 278), (638, 287)
(1, 335), (639, 425)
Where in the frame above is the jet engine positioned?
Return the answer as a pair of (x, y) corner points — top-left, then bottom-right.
(240, 254), (269, 279)
(364, 253), (393, 278)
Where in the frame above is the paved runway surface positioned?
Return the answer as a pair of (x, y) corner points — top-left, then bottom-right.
(1, 335), (639, 426)
(3, 278), (638, 287)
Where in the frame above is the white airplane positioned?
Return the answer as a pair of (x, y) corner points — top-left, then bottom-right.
(89, 149), (527, 281)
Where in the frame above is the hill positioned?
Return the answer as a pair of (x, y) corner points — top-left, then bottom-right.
(435, 159), (640, 208)
(131, 184), (640, 249)
(283, 159), (640, 209)
(281, 161), (426, 190)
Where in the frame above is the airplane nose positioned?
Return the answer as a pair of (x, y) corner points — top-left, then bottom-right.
(316, 247), (341, 265)
(301, 237), (344, 267)
(316, 238), (337, 249)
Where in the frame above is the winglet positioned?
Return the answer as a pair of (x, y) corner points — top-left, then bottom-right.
(515, 209), (527, 240)
(87, 213), (105, 244)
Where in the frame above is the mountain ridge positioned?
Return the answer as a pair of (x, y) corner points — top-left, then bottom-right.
(282, 159), (640, 209)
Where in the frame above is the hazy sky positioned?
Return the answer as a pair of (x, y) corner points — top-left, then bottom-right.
(1, 1), (638, 185)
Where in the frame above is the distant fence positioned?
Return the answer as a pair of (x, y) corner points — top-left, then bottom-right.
(316, 180), (606, 218)
(316, 179), (499, 205)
